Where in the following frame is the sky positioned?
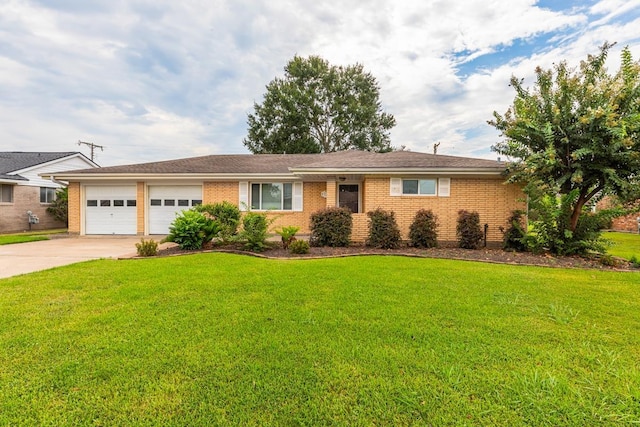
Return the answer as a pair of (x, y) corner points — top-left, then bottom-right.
(1, 0), (639, 166)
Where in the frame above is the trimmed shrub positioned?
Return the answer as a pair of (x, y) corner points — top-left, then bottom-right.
(309, 207), (352, 247)
(501, 210), (527, 252)
(456, 210), (484, 249)
(289, 239), (310, 255)
(165, 210), (221, 250)
(239, 212), (270, 252)
(275, 226), (300, 249)
(366, 208), (401, 249)
(409, 209), (438, 248)
(135, 238), (158, 257)
(193, 202), (241, 243)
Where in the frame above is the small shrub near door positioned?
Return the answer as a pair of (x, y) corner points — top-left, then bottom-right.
(456, 210), (484, 249)
(239, 212), (270, 252)
(275, 226), (300, 249)
(366, 208), (401, 249)
(289, 239), (310, 255)
(409, 209), (438, 248)
(309, 207), (352, 247)
(135, 238), (158, 257)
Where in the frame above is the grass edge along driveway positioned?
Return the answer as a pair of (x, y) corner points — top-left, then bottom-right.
(1, 253), (639, 426)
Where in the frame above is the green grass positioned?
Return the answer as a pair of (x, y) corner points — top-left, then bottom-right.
(1, 254), (639, 426)
(0, 229), (67, 245)
(603, 231), (640, 261)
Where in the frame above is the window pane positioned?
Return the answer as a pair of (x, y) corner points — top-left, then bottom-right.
(419, 179), (437, 195)
(40, 187), (47, 203)
(127, 200), (136, 207)
(192, 200), (202, 206)
(150, 199), (161, 206)
(48, 188), (56, 202)
(261, 183), (282, 210)
(178, 199), (189, 207)
(283, 183), (292, 210)
(100, 200), (111, 207)
(1, 185), (12, 202)
(113, 200), (124, 207)
(251, 184), (260, 210)
(164, 199), (175, 206)
(87, 200), (98, 207)
(402, 180), (418, 194)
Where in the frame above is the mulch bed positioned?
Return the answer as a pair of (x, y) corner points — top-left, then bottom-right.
(152, 241), (636, 271)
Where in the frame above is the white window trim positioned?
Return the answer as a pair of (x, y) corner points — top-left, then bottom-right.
(390, 178), (450, 197)
(246, 182), (303, 212)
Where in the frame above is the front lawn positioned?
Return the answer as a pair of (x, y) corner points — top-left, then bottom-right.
(1, 254), (639, 425)
(604, 231), (640, 261)
(0, 229), (67, 245)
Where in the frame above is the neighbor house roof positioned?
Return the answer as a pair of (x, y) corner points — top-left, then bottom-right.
(46, 150), (506, 181)
(0, 152), (89, 183)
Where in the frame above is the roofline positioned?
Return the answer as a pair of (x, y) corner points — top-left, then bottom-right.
(16, 152), (99, 175)
(289, 167), (506, 175)
(41, 173), (304, 181)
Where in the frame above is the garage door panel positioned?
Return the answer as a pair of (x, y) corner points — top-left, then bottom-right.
(149, 186), (202, 235)
(85, 186), (137, 235)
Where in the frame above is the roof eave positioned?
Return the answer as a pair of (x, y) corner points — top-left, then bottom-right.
(289, 167), (506, 176)
(42, 172), (302, 181)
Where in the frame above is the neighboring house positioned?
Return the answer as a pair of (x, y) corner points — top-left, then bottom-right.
(45, 150), (525, 243)
(0, 152), (98, 233)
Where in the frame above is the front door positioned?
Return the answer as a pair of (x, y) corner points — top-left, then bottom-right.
(338, 184), (359, 213)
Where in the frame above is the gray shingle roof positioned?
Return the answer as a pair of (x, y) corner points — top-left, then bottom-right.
(0, 152), (80, 176)
(60, 150), (505, 175)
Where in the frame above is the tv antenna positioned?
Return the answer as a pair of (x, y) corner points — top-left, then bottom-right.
(78, 140), (104, 161)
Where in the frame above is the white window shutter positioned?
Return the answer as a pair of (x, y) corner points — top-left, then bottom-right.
(438, 178), (450, 197)
(390, 178), (402, 196)
(239, 181), (249, 211)
(293, 182), (303, 211)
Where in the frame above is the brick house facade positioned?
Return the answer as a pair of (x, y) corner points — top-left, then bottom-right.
(50, 151), (525, 243)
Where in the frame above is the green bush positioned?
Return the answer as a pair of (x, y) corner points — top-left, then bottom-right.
(275, 226), (300, 249)
(524, 191), (612, 255)
(366, 208), (401, 249)
(456, 210), (484, 249)
(502, 210), (527, 252)
(46, 187), (68, 225)
(409, 209), (438, 248)
(309, 207), (352, 247)
(135, 238), (158, 257)
(165, 210), (221, 250)
(289, 239), (310, 254)
(193, 202), (241, 243)
(239, 212), (270, 252)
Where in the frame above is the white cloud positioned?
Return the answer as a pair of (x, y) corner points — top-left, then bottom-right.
(0, 0), (638, 164)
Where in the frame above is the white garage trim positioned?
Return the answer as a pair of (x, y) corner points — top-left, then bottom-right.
(148, 185), (203, 234)
(85, 185), (137, 235)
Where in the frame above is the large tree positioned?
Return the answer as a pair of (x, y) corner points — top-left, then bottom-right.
(489, 43), (640, 252)
(243, 55), (396, 154)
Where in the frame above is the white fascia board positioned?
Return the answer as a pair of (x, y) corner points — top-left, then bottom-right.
(42, 173), (302, 181)
(16, 153), (98, 175)
(289, 167), (505, 176)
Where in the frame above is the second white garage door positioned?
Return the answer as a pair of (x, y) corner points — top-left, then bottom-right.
(148, 185), (203, 234)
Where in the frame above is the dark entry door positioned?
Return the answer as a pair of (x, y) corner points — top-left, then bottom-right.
(338, 184), (359, 213)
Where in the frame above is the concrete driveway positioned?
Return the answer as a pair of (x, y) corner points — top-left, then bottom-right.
(0, 236), (146, 279)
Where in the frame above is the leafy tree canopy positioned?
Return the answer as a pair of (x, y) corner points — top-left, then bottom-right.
(244, 55), (396, 154)
(490, 42), (640, 234)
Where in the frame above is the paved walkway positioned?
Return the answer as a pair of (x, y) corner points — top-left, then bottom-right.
(0, 236), (147, 279)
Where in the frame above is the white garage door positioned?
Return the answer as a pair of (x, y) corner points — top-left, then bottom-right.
(85, 186), (137, 235)
(148, 185), (203, 234)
